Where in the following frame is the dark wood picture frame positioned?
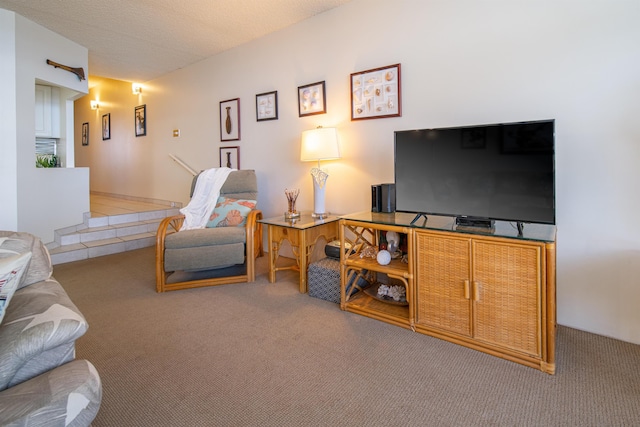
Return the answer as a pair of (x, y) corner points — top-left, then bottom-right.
(82, 122), (89, 146)
(220, 98), (240, 141)
(102, 113), (110, 140)
(219, 146), (240, 169)
(256, 91), (278, 121)
(350, 63), (401, 120)
(135, 104), (146, 137)
(298, 81), (326, 117)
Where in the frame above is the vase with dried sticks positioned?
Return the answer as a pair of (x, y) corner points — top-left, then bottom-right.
(284, 188), (300, 220)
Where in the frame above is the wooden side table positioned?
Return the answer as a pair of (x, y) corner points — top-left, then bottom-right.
(258, 215), (339, 293)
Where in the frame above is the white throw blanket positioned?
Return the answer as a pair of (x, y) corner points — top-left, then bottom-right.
(179, 167), (235, 231)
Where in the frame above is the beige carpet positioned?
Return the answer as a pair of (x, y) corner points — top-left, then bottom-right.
(54, 247), (640, 427)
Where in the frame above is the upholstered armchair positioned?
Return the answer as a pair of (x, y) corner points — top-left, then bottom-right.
(155, 169), (263, 292)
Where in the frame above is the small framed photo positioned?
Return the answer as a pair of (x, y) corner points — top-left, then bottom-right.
(256, 91), (278, 121)
(135, 105), (146, 137)
(351, 63), (401, 120)
(102, 113), (110, 140)
(82, 122), (89, 146)
(220, 98), (240, 141)
(298, 81), (326, 117)
(220, 146), (240, 169)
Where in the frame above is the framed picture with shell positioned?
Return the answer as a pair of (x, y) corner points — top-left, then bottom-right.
(298, 81), (326, 117)
(220, 98), (240, 141)
(256, 90), (278, 121)
(350, 63), (401, 121)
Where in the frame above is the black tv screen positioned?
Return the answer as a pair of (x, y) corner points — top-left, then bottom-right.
(394, 120), (555, 225)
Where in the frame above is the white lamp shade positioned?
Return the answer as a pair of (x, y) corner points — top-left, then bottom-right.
(300, 127), (340, 162)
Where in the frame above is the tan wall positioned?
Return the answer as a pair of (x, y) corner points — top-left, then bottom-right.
(75, 77), (157, 201)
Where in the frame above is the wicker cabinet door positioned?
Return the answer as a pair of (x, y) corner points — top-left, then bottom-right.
(471, 239), (542, 357)
(415, 231), (472, 337)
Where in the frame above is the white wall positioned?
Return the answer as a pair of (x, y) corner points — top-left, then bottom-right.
(76, 0), (640, 344)
(0, 10), (90, 243)
(0, 10), (18, 231)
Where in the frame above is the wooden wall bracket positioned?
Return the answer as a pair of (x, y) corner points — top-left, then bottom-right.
(46, 59), (85, 81)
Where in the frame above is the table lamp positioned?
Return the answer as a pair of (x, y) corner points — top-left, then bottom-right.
(300, 127), (340, 218)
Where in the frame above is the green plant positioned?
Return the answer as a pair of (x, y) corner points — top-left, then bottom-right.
(35, 154), (57, 168)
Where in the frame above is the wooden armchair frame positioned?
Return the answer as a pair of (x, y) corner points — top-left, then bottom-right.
(155, 209), (263, 292)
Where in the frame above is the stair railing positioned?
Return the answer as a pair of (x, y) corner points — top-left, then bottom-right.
(169, 154), (198, 176)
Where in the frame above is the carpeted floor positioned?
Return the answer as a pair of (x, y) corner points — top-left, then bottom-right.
(54, 247), (640, 427)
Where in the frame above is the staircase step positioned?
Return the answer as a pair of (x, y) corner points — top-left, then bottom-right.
(48, 208), (180, 265)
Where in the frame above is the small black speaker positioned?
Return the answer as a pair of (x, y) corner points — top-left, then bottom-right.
(371, 185), (382, 212)
(372, 183), (395, 213)
(380, 183), (396, 213)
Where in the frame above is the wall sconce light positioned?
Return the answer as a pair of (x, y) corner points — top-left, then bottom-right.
(300, 126), (341, 218)
(90, 100), (99, 110)
(132, 83), (143, 95)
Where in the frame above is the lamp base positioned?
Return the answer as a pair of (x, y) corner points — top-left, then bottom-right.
(312, 212), (329, 219)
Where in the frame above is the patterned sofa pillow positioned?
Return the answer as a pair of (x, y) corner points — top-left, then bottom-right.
(0, 232), (52, 289)
(0, 251), (32, 324)
(206, 197), (256, 228)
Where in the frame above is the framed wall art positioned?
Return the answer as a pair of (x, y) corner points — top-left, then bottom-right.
(350, 63), (401, 120)
(135, 104), (146, 137)
(256, 91), (278, 121)
(298, 81), (326, 117)
(220, 98), (240, 141)
(102, 113), (110, 140)
(220, 146), (240, 169)
(82, 122), (89, 146)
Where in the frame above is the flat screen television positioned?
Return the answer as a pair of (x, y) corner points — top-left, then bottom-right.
(394, 120), (555, 226)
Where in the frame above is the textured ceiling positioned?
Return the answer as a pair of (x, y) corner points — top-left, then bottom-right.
(0, 0), (353, 82)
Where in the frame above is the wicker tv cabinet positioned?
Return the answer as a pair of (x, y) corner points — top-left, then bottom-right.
(339, 212), (557, 374)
